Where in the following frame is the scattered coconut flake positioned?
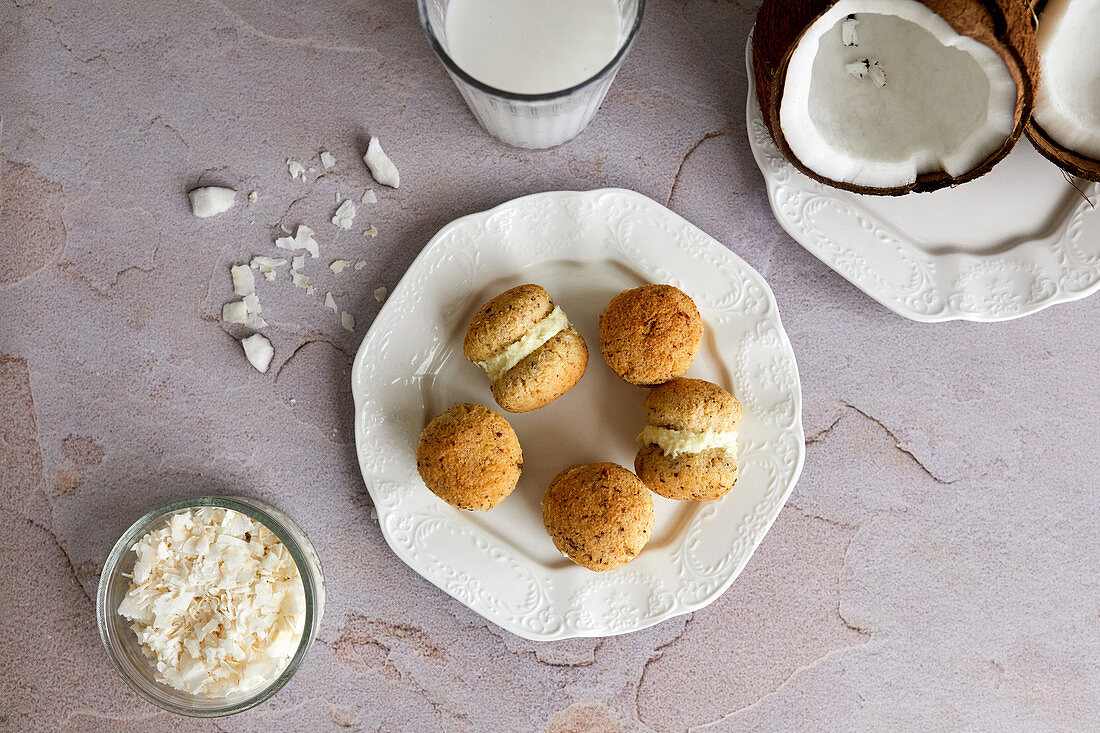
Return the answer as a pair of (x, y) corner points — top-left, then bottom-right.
(307, 166), (317, 173)
(324, 292), (338, 313)
(330, 259), (350, 274)
(250, 256), (287, 273)
(363, 136), (399, 188)
(231, 264), (255, 296)
(188, 187), (236, 218)
(335, 189), (341, 204)
(374, 286), (387, 303)
(842, 16), (860, 47)
(291, 270), (310, 291)
(241, 333), (274, 373)
(279, 223), (292, 234)
(263, 271), (276, 281)
(320, 151), (336, 169)
(363, 225), (378, 238)
(369, 506), (377, 521)
(306, 285), (315, 295)
(243, 293), (262, 314)
(275, 224), (319, 258)
(361, 188), (377, 204)
(248, 190), (258, 203)
(291, 254), (306, 271)
(222, 300), (249, 325)
(287, 159), (305, 179)
(847, 59), (886, 87)
(354, 260), (367, 270)
(340, 311), (355, 331)
(332, 200), (356, 230)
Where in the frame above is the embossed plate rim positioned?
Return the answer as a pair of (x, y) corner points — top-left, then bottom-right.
(745, 36), (1100, 323)
(351, 188), (804, 640)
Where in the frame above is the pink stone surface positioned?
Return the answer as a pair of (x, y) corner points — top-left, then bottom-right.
(2, 1), (1099, 730)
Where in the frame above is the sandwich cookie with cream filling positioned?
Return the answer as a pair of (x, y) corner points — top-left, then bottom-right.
(634, 378), (743, 501)
(464, 284), (588, 413)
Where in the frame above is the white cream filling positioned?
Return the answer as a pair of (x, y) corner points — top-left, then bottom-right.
(477, 306), (569, 382)
(638, 425), (740, 460)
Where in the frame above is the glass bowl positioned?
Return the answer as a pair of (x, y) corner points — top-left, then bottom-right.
(417, 0), (645, 149)
(96, 496), (326, 717)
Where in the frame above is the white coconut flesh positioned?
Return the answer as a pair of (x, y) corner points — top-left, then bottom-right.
(780, 0), (1018, 188)
(1033, 0), (1100, 158)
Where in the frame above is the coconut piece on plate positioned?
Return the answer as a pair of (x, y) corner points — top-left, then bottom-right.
(1026, 0), (1100, 181)
(752, 0), (1038, 194)
(189, 187), (236, 218)
(241, 334), (274, 373)
(340, 311), (355, 331)
(275, 225), (319, 258)
(231, 264), (255, 296)
(363, 137), (399, 188)
(332, 200), (356, 230)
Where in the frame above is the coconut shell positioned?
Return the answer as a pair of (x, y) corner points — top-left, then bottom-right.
(753, 0), (1040, 195)
(1024, 1), (1100, 182)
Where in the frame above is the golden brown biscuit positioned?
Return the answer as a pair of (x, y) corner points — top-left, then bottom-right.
(416, 403), (522, 511)
(464, 284), (588, 412)
(634, 378), (743, 501)
(542, 462), (655, 571)
(599, 285), (702, 385)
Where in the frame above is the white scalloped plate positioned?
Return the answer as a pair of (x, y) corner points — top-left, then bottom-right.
(351, 189), (804, 640)
(745, 37), (1100, 322)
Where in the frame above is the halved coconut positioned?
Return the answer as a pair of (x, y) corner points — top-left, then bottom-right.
(1026, 0), (1100, 181)
(754, 0), (1038, 195)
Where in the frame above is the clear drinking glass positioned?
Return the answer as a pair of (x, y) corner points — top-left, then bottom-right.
(417, 0), (645, 149)
(96, 496), (325, 717)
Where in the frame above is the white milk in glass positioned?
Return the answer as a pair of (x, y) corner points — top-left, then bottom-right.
(445, 0), (623, 95)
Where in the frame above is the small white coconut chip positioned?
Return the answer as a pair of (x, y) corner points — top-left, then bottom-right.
(374, 286), (387, 303)
(340, 311), (355, 331)
(324, 292), (338, 313)
(361, 188), (377, 204)
(354, 260), (367, 270)
(332, 200), (356, 230)
(248, 190), (258, 204)
(243, 293), (262, 314)
(241, 333), (274, 373)
(291, 254), (306, 271)
(330, 259), (350, 274)
(287, 159), (306, 179)
(231, 264), (255, 296)
(188, 187), (237, 218)
(847, 59), (886, 87)
(842, 16), (860, 47)
(222, 300), (249, 325)
(320, 151), (336, 169)
(291, 270), (310, 291)
(363, 137), (399, 188)
(275, 225), (319, 258)
(250, 256), (287, 273)
(363, 225), (378, 238)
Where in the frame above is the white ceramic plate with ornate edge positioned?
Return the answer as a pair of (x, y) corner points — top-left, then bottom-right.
(745, 37), (1100, 323)
(351, 189), (804, 640)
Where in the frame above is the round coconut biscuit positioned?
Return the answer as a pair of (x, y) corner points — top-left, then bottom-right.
(635, 378), (743, 501)
(464, 284), (588, 413)
(492, 328), (589, 413)
(541, 462), (655, 572)
(599, 285), (703, 386)
(416, 403), (522, 511)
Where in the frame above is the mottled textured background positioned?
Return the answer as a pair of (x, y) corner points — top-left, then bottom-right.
(1, 1), (1098, 731)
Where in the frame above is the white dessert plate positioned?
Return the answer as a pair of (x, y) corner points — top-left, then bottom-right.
(745, 38), (1100, 322)
(351, 189), (804, 640)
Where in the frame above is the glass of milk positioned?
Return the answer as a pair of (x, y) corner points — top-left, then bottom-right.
(417, 0), (645, 149)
